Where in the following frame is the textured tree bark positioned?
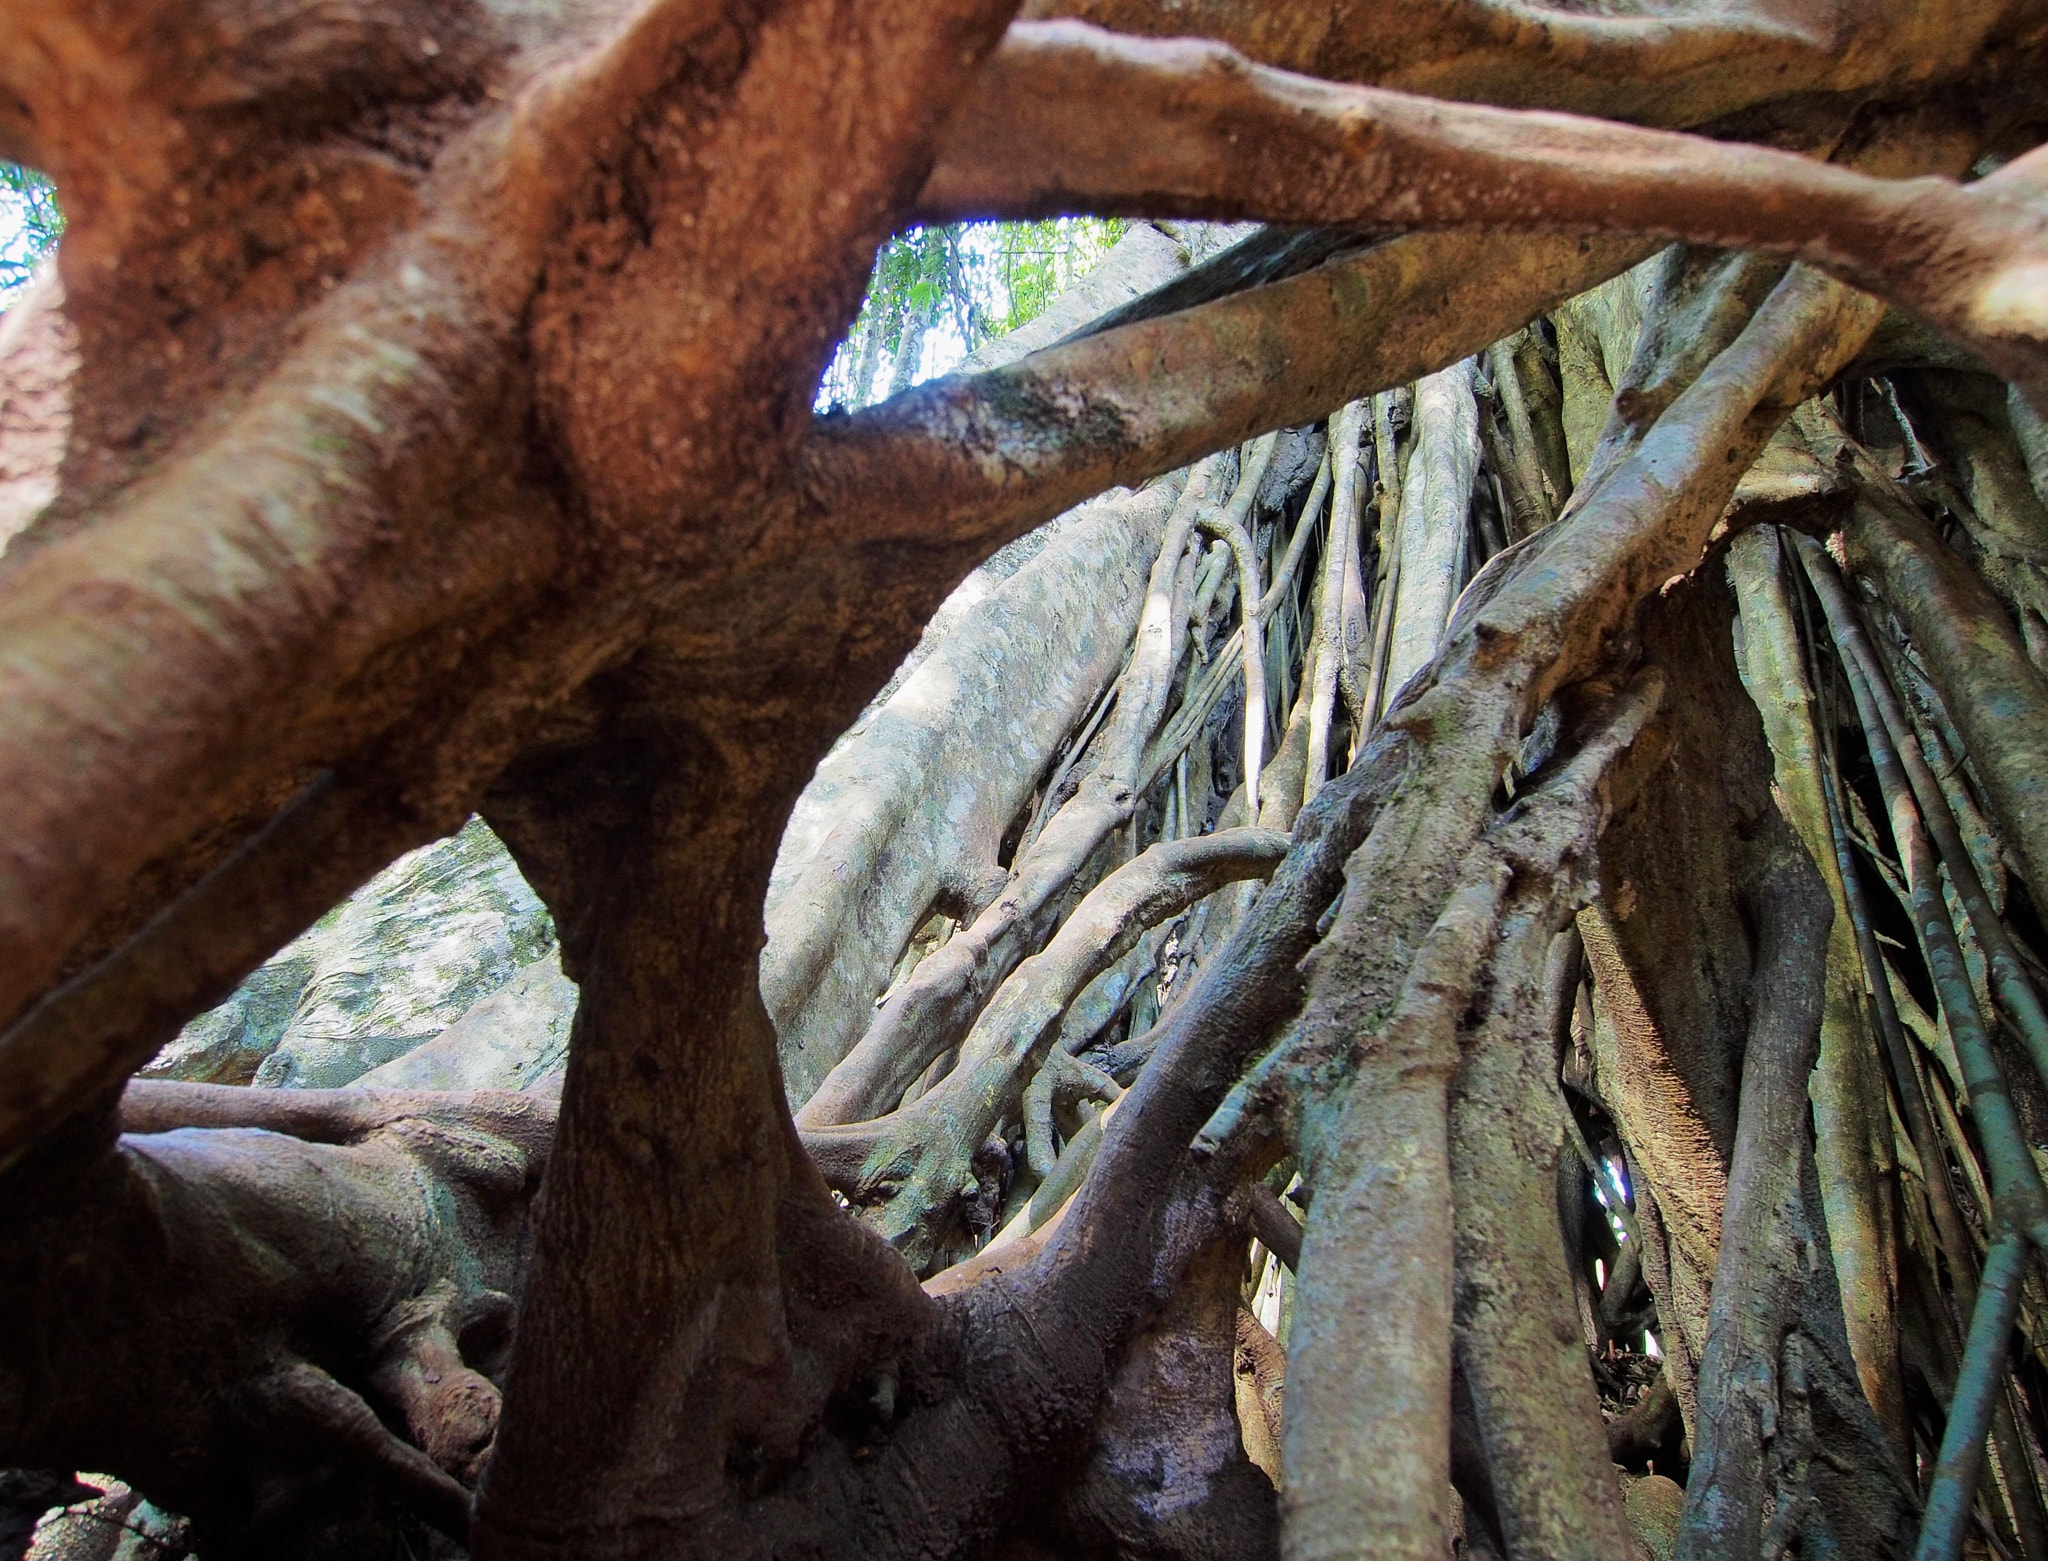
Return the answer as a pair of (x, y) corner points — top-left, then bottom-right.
(1671, 837), (1832, 1561)
(7, 0), (2048, 1557)
(1840, 451), (2048, 910)
(475, 693), (940, 1558)
(763, 481), (1173, 1103)
(1451, 883), (1640, 1561)
(1049, 1235), (1280, 1561)
(1727, 524), (1905, 1452)
(1671, 829), (1917, 1561)
(0, 1084), (553, 1558)
(1576, 575), (1760, 1426)
(1018, 0), (2021, 126)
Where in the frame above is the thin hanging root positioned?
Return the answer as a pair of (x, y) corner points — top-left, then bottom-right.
(1821, 599), (2048, 1559)
(1483, 334), (1559, 536)
(1795, 533), (2048, 1093)
(1188, 540), (1233, 650)
(1809, 606), (2048, 1538)
(1200, 433), (1281, 819)
(1144, 456), (1333, 810)
(1831, 423), (2048, 912)
(800, 458), (1231, 1128)
(1870, 638), (2010, 913)
(1259, 455), (1332, 622)
(1745, 521), (2048, 1553)
(1841, 641), (2048, 1244)
(1820, 734), (1981, 1296)
(1305, 401), (1368, 804)
(806, 435), (1299, 1138)
(1924, 1235), (2037, 1561)
(1357, 446), (1402, 738)
(803, 826), (1289, 1267)
(1143, 633), (1244, 793)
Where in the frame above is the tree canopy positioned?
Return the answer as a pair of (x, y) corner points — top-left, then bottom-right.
(0, 165), (60, 306)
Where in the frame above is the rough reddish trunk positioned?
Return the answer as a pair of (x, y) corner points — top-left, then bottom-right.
(6, 1), (2048, 1558)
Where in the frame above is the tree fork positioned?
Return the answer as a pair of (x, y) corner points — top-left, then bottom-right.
(8, 0), (2048, 1555)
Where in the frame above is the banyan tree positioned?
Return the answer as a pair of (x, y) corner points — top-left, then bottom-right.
(6, 0), (2048, 1556)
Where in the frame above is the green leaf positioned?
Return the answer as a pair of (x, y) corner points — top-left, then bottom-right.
(0, 163), (63, 307)
(819, 218), (1126, 409)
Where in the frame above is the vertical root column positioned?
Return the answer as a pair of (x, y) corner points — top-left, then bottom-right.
(1451, 898), (1638, 1561)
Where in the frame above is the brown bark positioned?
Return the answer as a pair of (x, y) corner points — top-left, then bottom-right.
(1672, 833), (1916, 1561)
(922, 23), (2030, 394)
(4, 0), (2048, 1557)
(1018, 0), (2020, 127)
(2, 1082), (552, 1557)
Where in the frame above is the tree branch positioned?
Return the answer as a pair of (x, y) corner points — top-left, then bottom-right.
(119, 1078), (557, 1151)
(1018, 0), (2004, 128)
(799, 224), (1650, 556)
(924, 22), (2039, 401)
(804, 825), (1290, 1266)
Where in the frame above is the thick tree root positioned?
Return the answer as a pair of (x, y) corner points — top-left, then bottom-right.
(9, 0), (2048, 1554)
(0, 1083), (551, 1558)
(806, 826), (1288, 1267)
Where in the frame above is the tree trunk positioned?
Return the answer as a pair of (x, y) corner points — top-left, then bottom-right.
(4, 1), (2048, 1558)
